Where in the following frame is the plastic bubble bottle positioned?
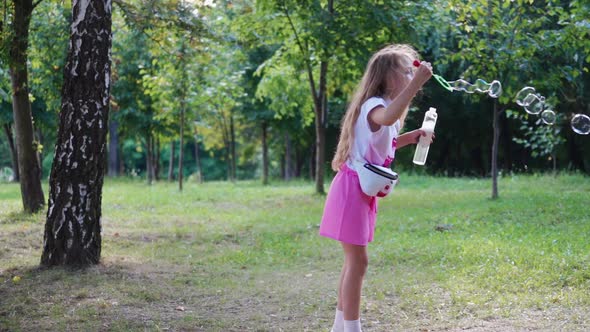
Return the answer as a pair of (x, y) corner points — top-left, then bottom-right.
(413, 107), (438, 166)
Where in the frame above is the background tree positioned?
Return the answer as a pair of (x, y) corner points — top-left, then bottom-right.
(253, 0), (416, 193)
(433, 0), (576, 198)
(1, 0), (45, 212)
(41, 0), (112, 266)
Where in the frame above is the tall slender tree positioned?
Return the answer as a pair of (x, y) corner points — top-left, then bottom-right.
(4, 0), (45, 212)
(41, 0), (112, 266)
(440, 0), (577, 198)
(253, 0), (410, 193)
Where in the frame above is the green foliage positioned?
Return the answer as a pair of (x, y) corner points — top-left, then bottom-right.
(28, 1), (69, 116)
(0, 68), (12, 133)
(2, 0), (590, 181)
(255, 54), (314, 125)
(0, 1), (15, 64)
(507, 109), (566, 161)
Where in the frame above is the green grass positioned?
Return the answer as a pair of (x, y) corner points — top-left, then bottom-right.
(1, 175), (589, 331)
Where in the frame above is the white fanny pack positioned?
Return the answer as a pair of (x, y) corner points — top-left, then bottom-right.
(351, 160), (398, 197)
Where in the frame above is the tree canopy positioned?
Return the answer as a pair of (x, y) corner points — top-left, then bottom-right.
(1, 0), (588, 197)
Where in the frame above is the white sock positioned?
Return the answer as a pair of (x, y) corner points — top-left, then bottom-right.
(343, 319), (362, 332)
(331, 309), (344, 332)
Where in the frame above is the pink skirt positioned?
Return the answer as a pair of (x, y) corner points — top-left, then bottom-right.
(319, 164), (377, 246)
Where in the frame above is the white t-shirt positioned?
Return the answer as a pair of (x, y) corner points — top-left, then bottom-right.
(346, 97), (400, 168)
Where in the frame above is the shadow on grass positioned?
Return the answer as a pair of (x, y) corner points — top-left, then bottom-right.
(1, 261), (193, 331)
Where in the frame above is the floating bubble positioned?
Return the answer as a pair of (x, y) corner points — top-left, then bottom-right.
(448, 79), (502, 98)
(540, 109), (556, 125)
(515, 87), (536, 106)
(524, 94), (544, 115)
(515, 86), (545, 114)
(571, 114), (590, 135)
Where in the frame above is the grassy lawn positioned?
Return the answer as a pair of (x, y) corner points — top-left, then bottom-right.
(1, 175), (589, 331)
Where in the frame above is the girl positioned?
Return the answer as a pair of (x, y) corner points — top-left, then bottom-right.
(319, 44), (433, 332)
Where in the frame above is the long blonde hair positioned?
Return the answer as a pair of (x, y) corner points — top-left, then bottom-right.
(331, 44), (419, 171)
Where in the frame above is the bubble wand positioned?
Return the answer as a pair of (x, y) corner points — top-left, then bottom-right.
(413, 60), (452, 92)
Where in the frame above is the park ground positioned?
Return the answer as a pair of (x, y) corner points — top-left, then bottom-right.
(1, 174), (590, 331)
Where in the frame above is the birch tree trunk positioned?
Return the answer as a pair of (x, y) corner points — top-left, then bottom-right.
(41, 0), (112, 266)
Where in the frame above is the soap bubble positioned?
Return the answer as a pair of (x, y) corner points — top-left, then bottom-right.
(487, 80), (502, 98)
(515, 87), (536, 106)
(571, 114), (590, 135)
(540, 109), (556, 125)
(524, 94), (544, 115)
(515, 86), (590, 134)
(515, 86), (545, 114)
(450, 79), (473, 93)
(448, 79), (502, 98)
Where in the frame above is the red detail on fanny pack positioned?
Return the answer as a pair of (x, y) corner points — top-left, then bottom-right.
(383, 138), (397, 168)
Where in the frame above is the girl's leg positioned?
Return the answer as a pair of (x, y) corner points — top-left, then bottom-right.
(340, 242), (368, 321)
(337, 261), (346, 310)
(331, 260), (346, 332)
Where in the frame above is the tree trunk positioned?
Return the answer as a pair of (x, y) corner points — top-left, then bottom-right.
(177, 38), (188, 191)
(226, 143), (232, 181)
(280, 153), (285, 179)
(108, 119), (119, 176)
(230, 113), (236, 181)
(284, 132), (292, 180)
(194, 136), (202, 183)
(146, 133), (153, 185)
(309, 141), (315, 181)
(41, 0), (112, 266)
(9, 0), (45, 213)
(154, 137), (160, 181)
(314, 58), (328, 194)
(3, 123), (20, 182)
(491, 100), (500, 199)
(286, 0), (331, 193)
(261, 121), (268, 185)
(311, 0), (333, 194)
(220, 116), (231, 181)
(178, 107), (184, 191)
(295, 149), (303, 177)
(168, 141), (175, 181)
